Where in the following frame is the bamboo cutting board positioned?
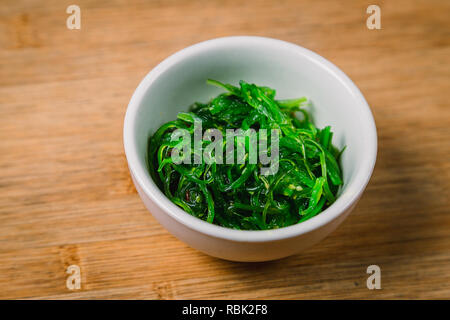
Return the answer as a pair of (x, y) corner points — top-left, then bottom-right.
(0, 0), (449, 299)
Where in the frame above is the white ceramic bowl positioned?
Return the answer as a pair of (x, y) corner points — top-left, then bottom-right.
(123, 36), (377, 262)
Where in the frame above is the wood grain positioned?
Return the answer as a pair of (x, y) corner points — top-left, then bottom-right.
(0, 0), (449, 299)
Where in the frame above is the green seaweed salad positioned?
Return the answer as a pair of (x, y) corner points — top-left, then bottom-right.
(148, 79), (344, 230)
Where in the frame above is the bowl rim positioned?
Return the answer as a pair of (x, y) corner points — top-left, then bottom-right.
(123, 36), (377, 243)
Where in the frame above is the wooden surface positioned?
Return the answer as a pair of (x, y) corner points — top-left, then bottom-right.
(0, 0), (449, 300)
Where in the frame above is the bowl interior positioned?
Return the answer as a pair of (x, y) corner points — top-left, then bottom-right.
(127, 37), (376, 239)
